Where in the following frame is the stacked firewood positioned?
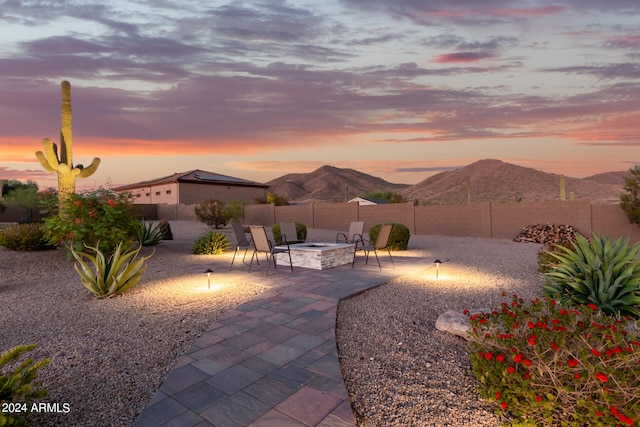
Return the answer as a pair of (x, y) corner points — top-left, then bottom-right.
(514, 224), (578, 245)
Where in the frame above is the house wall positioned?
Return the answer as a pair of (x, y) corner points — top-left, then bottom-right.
(177, 183), (268, 205)
(123, 182), (268, 205)
(126, 183), (179, 204)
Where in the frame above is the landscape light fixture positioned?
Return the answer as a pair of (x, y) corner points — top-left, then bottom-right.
(433, 259), (442, 278)
(204, 268), (214, 289)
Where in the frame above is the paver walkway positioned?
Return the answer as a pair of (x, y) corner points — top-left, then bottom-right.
(133, 248), (428, 427)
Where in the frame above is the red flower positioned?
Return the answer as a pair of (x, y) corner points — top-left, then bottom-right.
(514, 353), (523, 363)
(535, 396), (542, 402)
(523, 359), (532, 367)
(495, 391), (501, 400)
(478, 352), (484, 358)
(596, 373), (608, 383)
(479, 318), (487, 324)
(574, 373), (581, 380)
(596, 410), (603, 417)
(567, 358), (579, 368)
(507, 366), (515, 373)
(559, 309), (569, 315)
(501, 401), (508, 411)
(107, 199), (117, 207)
(485, 352), (493, 361)
(550, 342), (559, 351)
(496, 354), (505, 362)
(462, 309), (469, 315)
(587, 303), (598, 310)
(591, 349), (602, 357)
(527, 321), (535, 329)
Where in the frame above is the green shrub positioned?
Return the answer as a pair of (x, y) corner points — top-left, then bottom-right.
(541, 233), (640, 318)
(70, 241), (154, 298)
(467, 294), (640, 427)
(0, 344), (50, 427)
(0, 223), (57, 251)
(620, 165), (640, 227)
(192, 231), (230, 255)
(368, 223), (410, 250)
(136, 221), (163, 246)
(41, 189), (140, 254)
(272, 223), (307, 245)
(195, 199), (233, 229)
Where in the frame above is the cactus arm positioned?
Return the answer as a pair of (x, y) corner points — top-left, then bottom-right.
(35, 151), (57, 172)
(77, 158), (101, 178)
(35, 138), (61, 172)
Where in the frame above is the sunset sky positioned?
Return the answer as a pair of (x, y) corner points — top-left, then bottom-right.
(1, 0), (639, 191)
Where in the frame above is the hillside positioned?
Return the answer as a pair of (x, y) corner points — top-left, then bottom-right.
(401, 159), (625, 204)
(266, 165), (410, 203)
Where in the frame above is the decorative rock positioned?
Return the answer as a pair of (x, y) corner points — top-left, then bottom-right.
(435, 310), (472, 339)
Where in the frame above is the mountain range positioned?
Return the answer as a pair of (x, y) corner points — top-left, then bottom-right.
(266, 160), (629, 204)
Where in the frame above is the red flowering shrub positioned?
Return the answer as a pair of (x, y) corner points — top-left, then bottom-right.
(467, 293), (640, 426)
(41, 189), (140, 254)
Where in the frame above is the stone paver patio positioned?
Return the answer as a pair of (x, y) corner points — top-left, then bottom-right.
(133, 241), (430, 427)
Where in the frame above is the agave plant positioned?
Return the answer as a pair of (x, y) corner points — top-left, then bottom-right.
(70, 241), (154, 298)
(192, 231), (230, 255)
(541, 233), (640, 317)
(136, 220), (163, 246)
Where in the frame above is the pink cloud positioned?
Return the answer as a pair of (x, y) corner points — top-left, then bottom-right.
(432, 52), (496, 63)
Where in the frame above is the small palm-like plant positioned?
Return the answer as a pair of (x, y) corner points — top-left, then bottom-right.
(70, 241), (154, 298)
(541, 233), (640, 317)
(192, 231), (230, 255)
(136, 220), (163, 246)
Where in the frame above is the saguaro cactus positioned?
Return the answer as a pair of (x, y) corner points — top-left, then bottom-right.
(36, 81), (100, 198)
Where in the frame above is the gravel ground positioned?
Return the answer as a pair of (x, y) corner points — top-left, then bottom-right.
(336, 235), (544, 427)
(1, 222), (544, 426)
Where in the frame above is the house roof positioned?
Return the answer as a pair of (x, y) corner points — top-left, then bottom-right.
(347, 197), (389, 205)
(114, 169), (269, 191)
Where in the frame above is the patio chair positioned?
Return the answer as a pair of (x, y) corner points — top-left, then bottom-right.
(356, 223), (395, 271)
(279, 222), (305, 244)
(336, 221), (365, 245)
(248, 225), (293, 276)
(230, 223), (253, 267)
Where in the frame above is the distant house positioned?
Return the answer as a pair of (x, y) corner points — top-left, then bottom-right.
(347, 197), (389, 205)
(113, 170), (269, 205)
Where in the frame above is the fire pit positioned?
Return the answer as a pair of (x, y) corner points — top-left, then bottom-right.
(274, 242), (356, 270)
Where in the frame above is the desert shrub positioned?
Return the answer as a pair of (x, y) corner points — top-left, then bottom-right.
(368, 223), (410, 250)
(225, 199), (245, 224)
(272, 222), (307, 245)
(620, 165), (640, 227)
(0, 223), (57, 251)
(192, 231), (230, 255)
(136, 221), (163, 246)
(0, 344), (50, 427)
(4, 186), (40, 224)
(41, 189), (140, 254)
(70, 241), (154, 298)
(467, 294), (640, 427)
(541, 233), (640, 318)
(195, 199), (232, 229)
